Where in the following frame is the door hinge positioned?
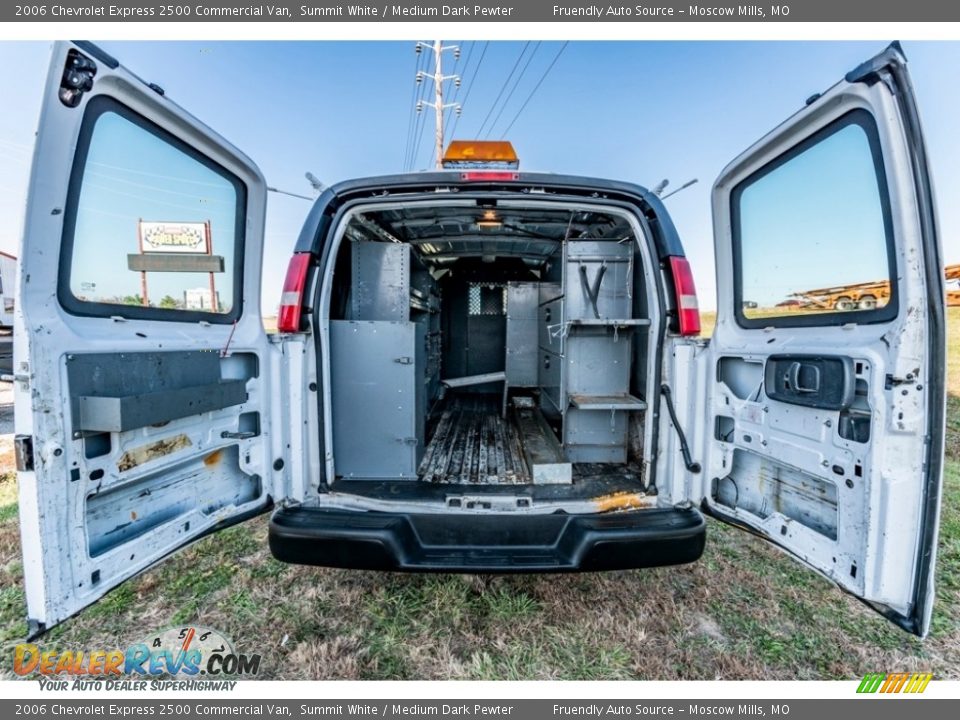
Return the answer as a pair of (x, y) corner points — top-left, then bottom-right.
(14, 435), (34, 472)
(12, 361), (30, 390)
(59, 48), (97, 108)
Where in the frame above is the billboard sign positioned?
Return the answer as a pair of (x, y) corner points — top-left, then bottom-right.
(138, 221), (209, 254)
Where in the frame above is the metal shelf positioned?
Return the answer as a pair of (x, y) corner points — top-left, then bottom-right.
(569, 393), (648, 411)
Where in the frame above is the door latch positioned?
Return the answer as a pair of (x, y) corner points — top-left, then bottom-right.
(394, 357), (413, 365)
(788, 361), (821, 394)
(14, 435), (34, 472)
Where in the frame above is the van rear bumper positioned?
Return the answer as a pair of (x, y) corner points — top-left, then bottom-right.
(268, 505), (706, 572)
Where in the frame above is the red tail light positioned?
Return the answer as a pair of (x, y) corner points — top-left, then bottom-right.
(277, 253), (312, 333)
(668, 256), (701, 336)
(460, 171), (520, 182)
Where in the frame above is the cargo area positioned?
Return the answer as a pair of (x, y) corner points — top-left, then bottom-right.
(322, 201), (658, 502)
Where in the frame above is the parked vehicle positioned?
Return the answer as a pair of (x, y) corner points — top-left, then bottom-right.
(0, 251), (16, 328)
(14, 42), (946, 639)
(946, 263), (960, 306)
(789, 278), (891, 311)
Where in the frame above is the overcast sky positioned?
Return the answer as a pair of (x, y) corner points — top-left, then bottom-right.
(1, 40), (958, 312)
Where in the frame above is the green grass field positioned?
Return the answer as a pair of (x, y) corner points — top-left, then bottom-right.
(0, 310), (957, 680)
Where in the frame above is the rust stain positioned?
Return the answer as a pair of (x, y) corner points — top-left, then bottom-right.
(118, 434), (192, 472)
(203, 449), (224, 467)
(593, 491), (652, 513)
(130, 511), (137, 521)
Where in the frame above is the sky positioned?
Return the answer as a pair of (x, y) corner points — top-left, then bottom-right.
(0, 40), (958, 313)
(739, 119), (891, 308)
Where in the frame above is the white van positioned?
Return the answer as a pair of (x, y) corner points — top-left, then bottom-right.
(13, 41), (946, 638)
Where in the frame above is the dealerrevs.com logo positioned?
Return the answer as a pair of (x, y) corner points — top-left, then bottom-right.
(14, 626), (261, 690)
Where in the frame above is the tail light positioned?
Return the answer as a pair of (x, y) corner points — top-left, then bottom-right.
(667, 256), (701, 336)
(460, 171), (520, 182)
(277, 253), (313, 333)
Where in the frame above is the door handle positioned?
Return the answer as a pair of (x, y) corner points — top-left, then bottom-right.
(788, 362), (820, 394)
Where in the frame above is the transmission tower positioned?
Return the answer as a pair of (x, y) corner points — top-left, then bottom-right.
(415, 40), (461, 169)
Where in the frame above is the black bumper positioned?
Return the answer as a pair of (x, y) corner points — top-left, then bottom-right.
(268, 505), (706, 572)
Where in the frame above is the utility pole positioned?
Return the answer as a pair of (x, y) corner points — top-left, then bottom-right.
(416, 40), (461, 169)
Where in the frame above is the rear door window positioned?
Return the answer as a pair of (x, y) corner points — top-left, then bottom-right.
(732, 110), (896, 327)
(61, 97), (245, 321)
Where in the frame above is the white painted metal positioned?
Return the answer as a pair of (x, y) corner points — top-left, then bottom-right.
(696, 49), (941, 635)
(16, 42), (286, 633)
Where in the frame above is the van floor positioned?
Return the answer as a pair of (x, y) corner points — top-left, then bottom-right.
(419, 394), (528, 484)
(329, 393), (648, 501)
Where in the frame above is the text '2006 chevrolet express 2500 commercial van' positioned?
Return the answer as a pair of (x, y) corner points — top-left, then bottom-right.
(14, 41), (946, 638)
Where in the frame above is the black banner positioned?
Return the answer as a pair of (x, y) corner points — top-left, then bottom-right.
(5, 0), (960, 23)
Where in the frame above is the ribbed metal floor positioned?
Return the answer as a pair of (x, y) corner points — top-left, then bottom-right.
(419, 395), (529, 484)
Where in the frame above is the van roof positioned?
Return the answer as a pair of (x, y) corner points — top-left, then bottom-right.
(294, 171), (685, 260)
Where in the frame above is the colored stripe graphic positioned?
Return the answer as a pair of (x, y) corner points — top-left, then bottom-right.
(857, 672), (932, 693)
(857, 673), (885, 693)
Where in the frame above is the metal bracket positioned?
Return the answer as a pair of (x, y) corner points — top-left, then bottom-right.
(578, 263), (607, 319)
(221, 431), (256, 440)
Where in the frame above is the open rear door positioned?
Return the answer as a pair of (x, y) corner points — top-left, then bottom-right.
(705, 43), (945, 636)
(15, 42), (280, 635)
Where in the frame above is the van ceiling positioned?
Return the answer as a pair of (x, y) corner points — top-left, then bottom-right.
(347, 205), (634, 266)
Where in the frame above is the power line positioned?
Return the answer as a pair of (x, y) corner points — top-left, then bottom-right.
(86, 170), (233, 204)
(410, 100), (431, 170)
(403, 48), (425, 170)
(475, 42), (530, 139)
(408, 71), (432, 170)
(404, 47), (429, 170)
(485, 41), (540, 139)
(0, 139), (31, 155)
(443, 40), (472, 132)
(500, 42), (569, 139)
(448, 40), (489, 142)
(88, 161), (228, 188)
(406, 45), (432, 171)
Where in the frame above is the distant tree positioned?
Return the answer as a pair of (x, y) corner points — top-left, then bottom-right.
(159, 295), (179, 309)
(121, 295), (144, 306)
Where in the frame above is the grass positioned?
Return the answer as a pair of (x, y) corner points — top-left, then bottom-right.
(0, 310), (957, 680)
